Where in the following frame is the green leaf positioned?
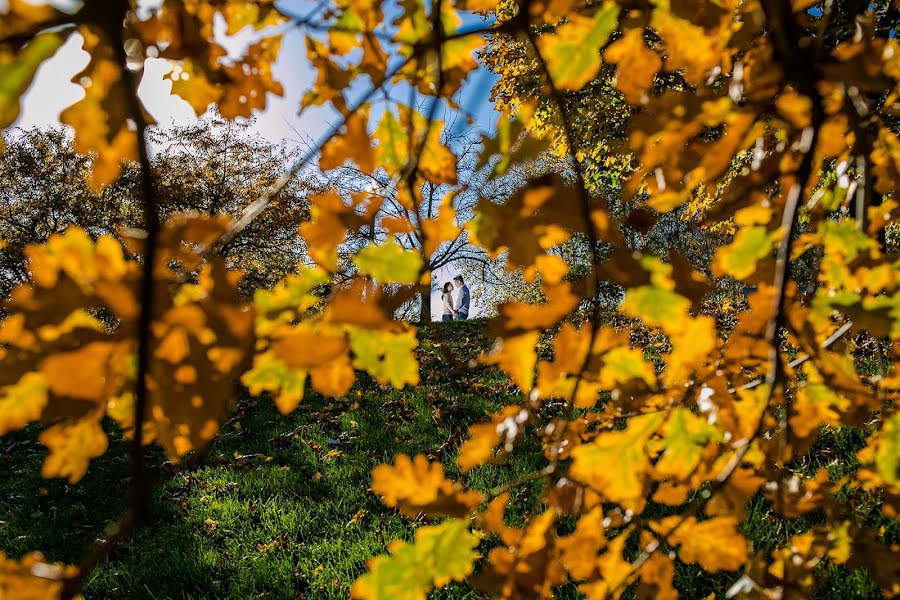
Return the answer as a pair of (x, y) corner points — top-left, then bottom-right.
(875, 413), (900, 484)
(621, 285), (690, 332)
(349, 327), (420, 388)
(355, 240), (423, 284)
(655, 407), (720, 479)
(713, 226), (775, 281)
(351, 518), (479, 600)
(821, 220), (877, 261)
(538, 3), (620, 91)
(241, 353), (307, 414)
(1, 29), (70, 129)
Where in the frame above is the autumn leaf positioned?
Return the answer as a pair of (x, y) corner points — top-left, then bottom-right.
(0, 373), (48, 436)
(570, 412), (664, 507)
(481, 332), (539, 393)
(61, 27), (138, 189)
(39, 415), (109, 483)
(713, 226), (778, 280)
(0, 30), (69, 131)
(0, 551), (80, 600)
(351, 518), (478, 600)
(655, 407), (721, 479)
(349, 327), (420, 388)
(558, 507), (606, 579)
(320, 108), (376, 173)
(538, 3), (620, 91)
(651, 516), (749, 572)
(371, 453), (481, 518)
(354, 240), (424, 284)
(604, 28), (661, 104)
(242, 353), (307, 413)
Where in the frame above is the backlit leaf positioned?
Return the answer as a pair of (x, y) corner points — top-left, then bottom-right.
(652, 516), (749, 572)
(351, 518), (478, 600)
(371, 453), (481, 518)
(354, 240), (423, 284)
(570, 412), (664, 506)
(538, 3), (620, 91)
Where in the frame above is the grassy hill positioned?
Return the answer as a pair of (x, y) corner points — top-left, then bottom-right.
(0, 320), (885, 599)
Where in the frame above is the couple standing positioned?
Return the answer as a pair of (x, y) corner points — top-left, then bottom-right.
(441, 275), (470, 321)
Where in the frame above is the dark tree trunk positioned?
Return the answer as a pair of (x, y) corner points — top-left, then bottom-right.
(420, 288), (432, 323)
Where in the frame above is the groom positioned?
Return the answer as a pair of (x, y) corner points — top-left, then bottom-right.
(453, 275), (470, 320)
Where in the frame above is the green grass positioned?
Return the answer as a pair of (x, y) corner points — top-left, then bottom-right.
(0, 321), (887, 599)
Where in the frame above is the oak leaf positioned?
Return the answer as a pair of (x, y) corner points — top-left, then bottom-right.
(371, 454), (481, 518)
(651, 516), (749, 572)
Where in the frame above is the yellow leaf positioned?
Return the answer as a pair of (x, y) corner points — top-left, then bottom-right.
(421, 193), (460, 257)
(61, 28), (138, 189)
(0, 373), (48, 436)
(351, 518), (478, 600)
(371, 454), (481, 518)
(39, 415), (108, 483)
(650, 9), (723, 86)
(39, 342), (121, 402)
(457, 405), (527, 472)
(310, 352), (355, 398)
(713, 226), (778, 280)
(570, 412), (663, 506)
(271, 328), (348, 370)
(349, 327), (420, 388)
(241, 353), (307, 414)
(354, 240), (423, 284)
(604, 28), (661, 104)
(481, 331), (539, 393)
(320, 108), (376, 173)
(0, 551), (80, 600)
(538, 3), (620, 91)
(651, 516), (749, 572)
(655, 407), (721, 479)
(558, 507), (606, 579)
(598, 347), (657, 389)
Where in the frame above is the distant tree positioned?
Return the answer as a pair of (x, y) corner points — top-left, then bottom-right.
(0, 117), (313, 297)
(0, 128), (127, 296)
(142, 112), (313, 293)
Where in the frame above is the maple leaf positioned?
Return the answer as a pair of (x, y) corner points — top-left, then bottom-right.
(538, 4), (620, 91)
